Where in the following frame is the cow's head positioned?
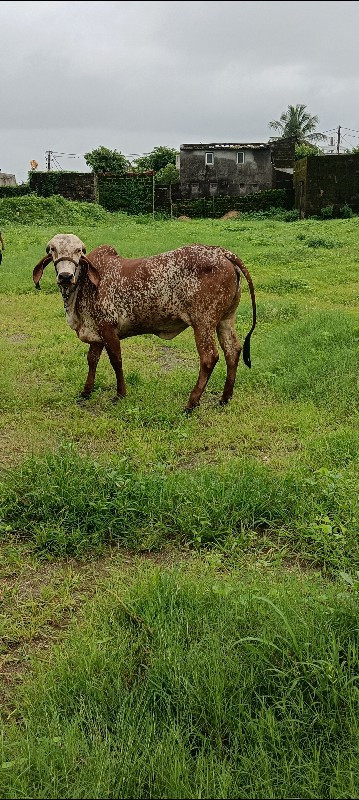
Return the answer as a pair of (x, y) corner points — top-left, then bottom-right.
(33, 234), (100, 290)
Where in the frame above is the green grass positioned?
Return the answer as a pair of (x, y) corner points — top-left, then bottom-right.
(1, 565), (359, 799)
(1, 209), (359, 570)
(1, 204), (359, 797)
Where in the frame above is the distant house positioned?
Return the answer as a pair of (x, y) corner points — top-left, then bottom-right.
(0, 172), (17, 187)
(321, 134), (346, 156)
(178, 139), (294, 198)
(294, 154), (359, 217)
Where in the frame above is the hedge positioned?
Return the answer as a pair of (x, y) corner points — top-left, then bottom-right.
(0, 184), (31, 198)
(173, 189), (294, 218)
(98, 175), (154, 214)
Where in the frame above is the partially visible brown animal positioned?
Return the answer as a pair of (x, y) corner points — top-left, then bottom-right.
(33, 234), (256, 410)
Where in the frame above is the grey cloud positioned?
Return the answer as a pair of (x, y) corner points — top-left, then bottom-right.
(1, 1), (358, 181)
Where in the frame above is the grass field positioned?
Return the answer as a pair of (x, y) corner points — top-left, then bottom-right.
(1, 199), (359, 797)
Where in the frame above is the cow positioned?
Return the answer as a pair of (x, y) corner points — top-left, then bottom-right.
(33, 234), (256, 410)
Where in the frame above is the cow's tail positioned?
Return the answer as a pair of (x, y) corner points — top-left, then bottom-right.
(221, 249), (256, 368)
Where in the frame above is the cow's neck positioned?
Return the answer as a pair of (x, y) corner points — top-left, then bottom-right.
(60, 283), (80, 329)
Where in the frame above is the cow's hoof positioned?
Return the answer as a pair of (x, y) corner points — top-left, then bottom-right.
(111, 394), (125, 404)
(77, 392), (90, 404)
(183, 404), (198, 415)
(219, 396), (231, 406)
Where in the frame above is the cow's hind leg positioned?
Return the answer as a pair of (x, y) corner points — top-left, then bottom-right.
(81, 342), (104, 399)
(216, 317), (242, 405)
(186, 326), (219, 411)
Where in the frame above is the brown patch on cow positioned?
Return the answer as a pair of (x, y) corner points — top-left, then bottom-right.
(221, 210), (240, 220)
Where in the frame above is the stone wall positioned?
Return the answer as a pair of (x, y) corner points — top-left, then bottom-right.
(294, 155), (359, 216)
(29, 171), (97, 202)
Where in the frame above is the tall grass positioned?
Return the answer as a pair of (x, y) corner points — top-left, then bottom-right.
(1, 443), (358, 569)
(1, 566), (358, 799)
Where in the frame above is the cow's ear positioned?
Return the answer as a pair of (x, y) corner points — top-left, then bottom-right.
(80, 255), (100, 288)
(33, 254), (52, 288)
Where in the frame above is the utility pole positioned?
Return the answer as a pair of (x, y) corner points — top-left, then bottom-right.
(45, 150), (53, 170)
(337, 126), (341, 155)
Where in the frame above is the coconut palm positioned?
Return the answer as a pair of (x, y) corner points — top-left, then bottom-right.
(269, 104), (326, 143)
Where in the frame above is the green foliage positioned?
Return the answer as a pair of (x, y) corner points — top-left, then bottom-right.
(0, 194), (108, 225)
(0, 184), (31, 198)
(339, 203), (353, 219)
(1, 566), (359, 799)
(98, 175), (154, 213)
(84, 145), (129, 174)
(155, 163), (179, 185)
(174, 189), (293, 218)
(134, 146), (178, 172)
(269, 103), (326, 143)
(295, 142), (322, 160)
(305, 236), (338, 248)
(320, 205), (334, 219)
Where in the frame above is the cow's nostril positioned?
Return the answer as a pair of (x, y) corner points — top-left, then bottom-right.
(59, 273), (72, 283)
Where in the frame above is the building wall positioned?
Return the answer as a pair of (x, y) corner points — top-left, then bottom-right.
(0, 173), (17, 187)
(29, 171), (97, 202)
(294, 155), (359, 216)
(179, 147), (273, 198)
(293, 157), (308, 218)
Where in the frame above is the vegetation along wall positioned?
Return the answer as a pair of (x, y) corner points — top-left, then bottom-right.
(29, 171), (98, 202)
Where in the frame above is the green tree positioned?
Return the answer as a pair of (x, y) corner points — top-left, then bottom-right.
(155, 163), (179, 184)
(269, 104), (326, 144)
(350, 146), (359, 155)
(295, 142), (322, 160)
(84, 146), (129, 174)
(134, 146), (178, 173)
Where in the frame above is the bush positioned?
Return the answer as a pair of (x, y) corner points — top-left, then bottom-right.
(0, 184), (31, 198)
(306, 236), (338, 249)
(339, 204), (353, 219)
(320, 205), (334, 219)
(0, 194), (108, 225)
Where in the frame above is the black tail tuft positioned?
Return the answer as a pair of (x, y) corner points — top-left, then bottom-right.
(243, 334), (251, 368)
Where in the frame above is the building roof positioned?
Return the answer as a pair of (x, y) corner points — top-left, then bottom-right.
(180, 142), (270, 151)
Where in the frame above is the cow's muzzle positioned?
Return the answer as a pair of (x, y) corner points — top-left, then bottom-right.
(58, 271), (73, 285)
(54, 256), (79, 287)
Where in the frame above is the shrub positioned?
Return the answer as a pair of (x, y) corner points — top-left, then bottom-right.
(0, 194), (108, 225)
(0, 184), (31, 198)
(339, 204), (353, 219)
(320, 205), (334, 219)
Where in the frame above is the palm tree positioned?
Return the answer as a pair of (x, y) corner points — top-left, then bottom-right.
(269, 104), (326, 144)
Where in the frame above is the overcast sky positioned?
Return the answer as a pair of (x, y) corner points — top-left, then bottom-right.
(1, 0), (359, 181)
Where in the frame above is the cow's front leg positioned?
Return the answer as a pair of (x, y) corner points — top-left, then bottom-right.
(99, 323), (126, 400)
(81, 342), (104, 399)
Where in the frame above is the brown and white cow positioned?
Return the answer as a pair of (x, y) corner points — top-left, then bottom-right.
(33, 234), (256, 410)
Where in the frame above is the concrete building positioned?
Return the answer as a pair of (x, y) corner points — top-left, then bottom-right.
(178, 139), (294, 198)
(0, 172), (17, 187)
